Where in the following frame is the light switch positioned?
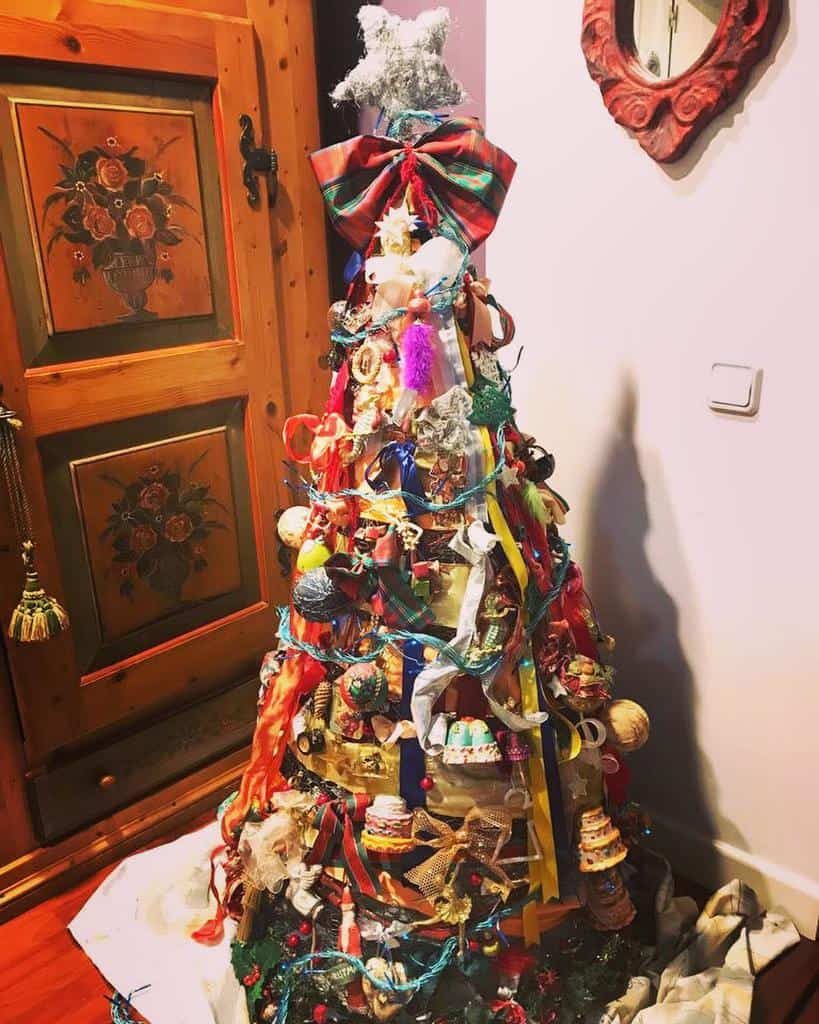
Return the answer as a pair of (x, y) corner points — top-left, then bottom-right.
(708, 363), (762, 416)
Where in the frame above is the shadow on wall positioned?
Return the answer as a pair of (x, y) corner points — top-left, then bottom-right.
(584, 376), (726, 887)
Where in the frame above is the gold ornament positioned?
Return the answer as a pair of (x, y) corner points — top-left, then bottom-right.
(403, 806), (519, 900)
(600, 699), (650, 752)
(361, 957), (410, 1022)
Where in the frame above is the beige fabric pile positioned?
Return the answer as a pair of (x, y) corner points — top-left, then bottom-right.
(601, 875), (800, 1024)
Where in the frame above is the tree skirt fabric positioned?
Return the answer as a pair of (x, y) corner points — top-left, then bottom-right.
(69, 821), (799, 1024)
(601, 877), (801, 1024)
(69, 822), (248, 1024)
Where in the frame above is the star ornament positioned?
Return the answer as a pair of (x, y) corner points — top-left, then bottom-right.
(498, 462), (520, 490)
(331, 5), (466, 117)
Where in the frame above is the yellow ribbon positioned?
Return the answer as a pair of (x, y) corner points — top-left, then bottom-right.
(455, 324), (559, 944)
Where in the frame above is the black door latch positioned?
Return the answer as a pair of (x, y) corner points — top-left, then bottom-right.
(239, 114), (278, 208)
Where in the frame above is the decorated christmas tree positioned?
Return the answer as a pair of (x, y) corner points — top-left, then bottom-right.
(199, 8), (653, 1023)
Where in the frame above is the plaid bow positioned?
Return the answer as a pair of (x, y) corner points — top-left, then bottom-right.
(309, 117), (516, 253)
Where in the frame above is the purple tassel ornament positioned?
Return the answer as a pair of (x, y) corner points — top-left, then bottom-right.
(400, 320), (434, 394)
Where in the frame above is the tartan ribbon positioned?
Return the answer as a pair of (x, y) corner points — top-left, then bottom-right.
(306, 793), (379, 898)
(372, 564), (435, 631)
(309, 117), (516, 253)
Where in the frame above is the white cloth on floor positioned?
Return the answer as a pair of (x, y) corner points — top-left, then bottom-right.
(600, 878), (801, 1024)
(69, 821), (248, 1024)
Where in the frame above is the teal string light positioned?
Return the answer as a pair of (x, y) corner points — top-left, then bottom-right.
(275, 938), (460, 1024)
(272, 890), (541, 1024)
(386, 109), (446, 138)
(107, 987), (149, 1024)
(278, 606), (503, 676)
(525, 536), (571, 635)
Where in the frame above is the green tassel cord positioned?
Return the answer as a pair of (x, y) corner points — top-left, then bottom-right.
(0, 404), (69, 643)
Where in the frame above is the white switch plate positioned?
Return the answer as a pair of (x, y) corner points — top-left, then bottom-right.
(708, 363), (762, 416)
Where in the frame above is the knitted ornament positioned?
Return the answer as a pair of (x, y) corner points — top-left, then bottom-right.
(331, 6), (466, 118)
(469, 379), (514, 428)
(293, 566), (363, 622)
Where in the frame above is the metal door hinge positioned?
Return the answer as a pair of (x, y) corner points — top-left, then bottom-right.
(239, 114), (278, 208)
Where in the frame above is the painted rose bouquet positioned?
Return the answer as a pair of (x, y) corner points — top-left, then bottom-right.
(100, 454), (227, 603)
(40, 129), (193, 288)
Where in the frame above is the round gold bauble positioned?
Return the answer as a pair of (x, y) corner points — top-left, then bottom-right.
(600, 699), (650, 752)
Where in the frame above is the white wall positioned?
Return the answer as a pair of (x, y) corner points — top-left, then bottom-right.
(486, 2), (819, 935)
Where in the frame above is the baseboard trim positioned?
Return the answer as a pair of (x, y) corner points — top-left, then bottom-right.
(649, 812), (819, 939)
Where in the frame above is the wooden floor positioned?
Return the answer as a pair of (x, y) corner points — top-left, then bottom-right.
(0, 826), (816, 1024)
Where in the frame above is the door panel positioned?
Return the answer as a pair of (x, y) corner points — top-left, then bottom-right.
(0, 3), (289, 764)
(39, 398), (258, 674)
(0, 70), (233, 366)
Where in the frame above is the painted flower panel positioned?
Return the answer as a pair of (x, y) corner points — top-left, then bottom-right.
(15, 102), (214, 332)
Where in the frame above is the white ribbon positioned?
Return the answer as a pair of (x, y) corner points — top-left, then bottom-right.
(371, 715), (417, 748)
(410, 521), (547, 754)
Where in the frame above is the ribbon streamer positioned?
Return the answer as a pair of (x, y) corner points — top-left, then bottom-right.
(364, 440), (426, 512)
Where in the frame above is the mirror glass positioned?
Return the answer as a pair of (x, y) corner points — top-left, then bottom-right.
(629, 0), (725, 79)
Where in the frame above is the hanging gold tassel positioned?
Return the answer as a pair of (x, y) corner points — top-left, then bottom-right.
(8, 541), (69, 642)
(1, 405), (69, 643)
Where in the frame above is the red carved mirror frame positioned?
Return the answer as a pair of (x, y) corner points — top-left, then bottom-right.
(581, 0), (783, 163)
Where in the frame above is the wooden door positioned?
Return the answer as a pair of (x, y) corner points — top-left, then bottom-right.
(0, 1), (290, 768)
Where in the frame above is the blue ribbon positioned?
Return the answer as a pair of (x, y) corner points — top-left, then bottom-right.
(364, 441), (426, 515)
(399, 638), (427, 810)
(535, 663), (572, 898)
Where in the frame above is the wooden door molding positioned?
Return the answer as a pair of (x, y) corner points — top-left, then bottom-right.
(581, 0), (784, 162)
(0, 3), (292, 761)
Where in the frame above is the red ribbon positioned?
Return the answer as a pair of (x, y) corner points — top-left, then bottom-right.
(282, 412), (350, 492)
(221, 616), (326, 844)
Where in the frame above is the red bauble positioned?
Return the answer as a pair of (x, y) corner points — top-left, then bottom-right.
(313, 1004), (329, 1024)
(285, 932), (301, 950)
(419, 775), (434, 791)
(298, 920), (313, 936)
(408, 293), (432, 318)
(469, 871), (483, 889)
